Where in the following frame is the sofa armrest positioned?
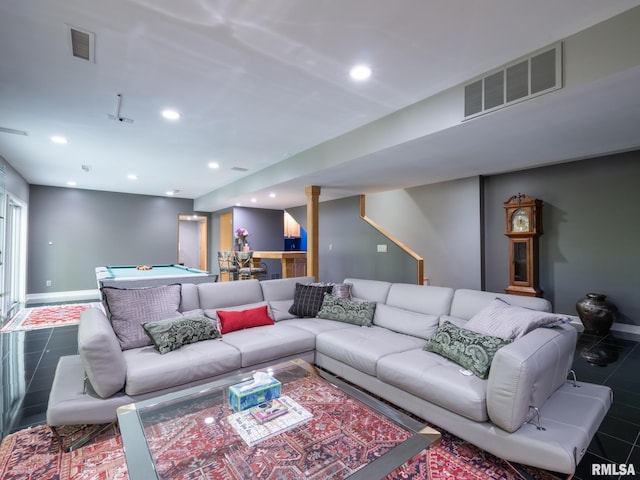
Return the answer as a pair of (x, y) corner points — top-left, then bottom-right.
(78, 307), (127, 398)
(486, 325), (577, 432)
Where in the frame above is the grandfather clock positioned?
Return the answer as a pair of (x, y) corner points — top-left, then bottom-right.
(504, 193), (542, 297)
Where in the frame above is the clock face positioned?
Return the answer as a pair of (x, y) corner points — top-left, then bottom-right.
(511, 208), (530, 232)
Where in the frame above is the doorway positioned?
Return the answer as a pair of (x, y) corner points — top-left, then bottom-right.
(3, 196), (26, 319)
(178, 214), (208, 271)
(219, 212), (233, 251)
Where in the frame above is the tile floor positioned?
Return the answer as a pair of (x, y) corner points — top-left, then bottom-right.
(1, 315), (639, 479)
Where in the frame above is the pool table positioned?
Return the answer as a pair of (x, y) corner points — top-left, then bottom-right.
(96, 264), (217, 290)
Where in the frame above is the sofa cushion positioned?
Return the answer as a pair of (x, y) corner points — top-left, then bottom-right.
(449, 289), (551, 321)
(316, 326), (425, 376)
(260, 276), (314, 302)
(288, 283), (333, 317)
(216, 305), (274, 334)
(142, 314), (221, 354)
(438, 315), (468, 328)
(373, 303), (440, 340)
(464, 298), (570, 340)
(220, 323), (316, 367)
(197, 279), (264, 310)
(316, 294), (376, 326)
(78, 307), (127, 398)
(425, 321), (512, 379)
(385, 283), (454, 316)
(377, 349), (489, 422)
(122, 340), (241, 396)
(279, 317), (358, 336)
(343, 278), (391, 303)
(269, 299), (296, 321)
(179, 283), (200, 312)
(102, 284), (182, 350)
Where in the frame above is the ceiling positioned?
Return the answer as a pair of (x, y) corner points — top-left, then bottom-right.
(1, 1), (640, 211)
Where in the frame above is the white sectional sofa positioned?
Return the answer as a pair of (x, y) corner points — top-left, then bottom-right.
(46, 275), (611, 475)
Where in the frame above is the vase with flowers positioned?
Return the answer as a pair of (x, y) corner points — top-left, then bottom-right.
(235, 228), (249, 251)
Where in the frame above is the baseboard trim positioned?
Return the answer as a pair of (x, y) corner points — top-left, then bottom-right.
(26, 289), (101, 305)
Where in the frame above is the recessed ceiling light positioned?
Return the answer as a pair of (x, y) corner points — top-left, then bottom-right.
(66, 181), (77, 186)
(166, 189), (179, 196)
(162, 109), (180, 120)
(349, 64), (372, 81)
(51, 135), (68, 144)
(251, 198), (257, 203)
(208, 162), (220, 169)
(128, 174), (137, 180)
(269, 192), (276, 198)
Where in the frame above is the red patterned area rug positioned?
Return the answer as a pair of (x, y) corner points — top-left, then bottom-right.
(141, 374), (415, 479)
(0, 424), (560, 480)
(0, 303), (103, 333)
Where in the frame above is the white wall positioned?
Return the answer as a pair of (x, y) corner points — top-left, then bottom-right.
(365, 176), (482, 289)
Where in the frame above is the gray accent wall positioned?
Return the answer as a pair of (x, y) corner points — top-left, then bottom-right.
(28, 186), (194, 293)
(483, 151), (640, 324)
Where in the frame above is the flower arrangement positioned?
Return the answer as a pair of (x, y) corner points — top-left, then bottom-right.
(235, 228), (249, 248)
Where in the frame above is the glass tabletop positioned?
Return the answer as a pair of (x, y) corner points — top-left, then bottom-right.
(117, 359), (439, 480)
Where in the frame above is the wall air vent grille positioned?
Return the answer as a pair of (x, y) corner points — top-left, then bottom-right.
(464, 42), (562, 120)
(68, 25), (95, 62)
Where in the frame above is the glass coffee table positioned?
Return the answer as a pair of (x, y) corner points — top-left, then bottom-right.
(117, 359), (439, 480)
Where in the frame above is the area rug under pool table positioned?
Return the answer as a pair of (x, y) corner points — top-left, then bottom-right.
(0, 422), (559, 480)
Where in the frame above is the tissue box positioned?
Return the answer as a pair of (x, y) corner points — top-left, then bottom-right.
(228, 377), (281, 412)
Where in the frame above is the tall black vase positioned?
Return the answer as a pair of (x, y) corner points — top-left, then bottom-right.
(576, 293), (617, 335)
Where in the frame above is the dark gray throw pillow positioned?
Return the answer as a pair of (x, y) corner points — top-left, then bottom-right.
(316, 293), (376, 326)
(288, 283), (333, 317)
(424, 321), (512, 379)
(142, 314), (221, 354)
(102, 284), (182, 350)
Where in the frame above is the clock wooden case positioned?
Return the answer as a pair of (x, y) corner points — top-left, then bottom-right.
(504, 193), (542, 297)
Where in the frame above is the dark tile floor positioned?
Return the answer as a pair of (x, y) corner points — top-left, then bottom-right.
(1, 317), (639, 479)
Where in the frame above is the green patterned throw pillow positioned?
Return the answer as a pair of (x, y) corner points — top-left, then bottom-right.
(142, 315), (221, 354)
(316, 293), (376, 327)
(424, 321), (512, 379)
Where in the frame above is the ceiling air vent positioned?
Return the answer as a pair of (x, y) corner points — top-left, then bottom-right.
(231, 167), (249, 172)
(464, 42), (562, 120)
(68, 25), (95, 62)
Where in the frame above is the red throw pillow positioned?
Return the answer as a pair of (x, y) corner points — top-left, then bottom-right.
(216, 305), (274, 334)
